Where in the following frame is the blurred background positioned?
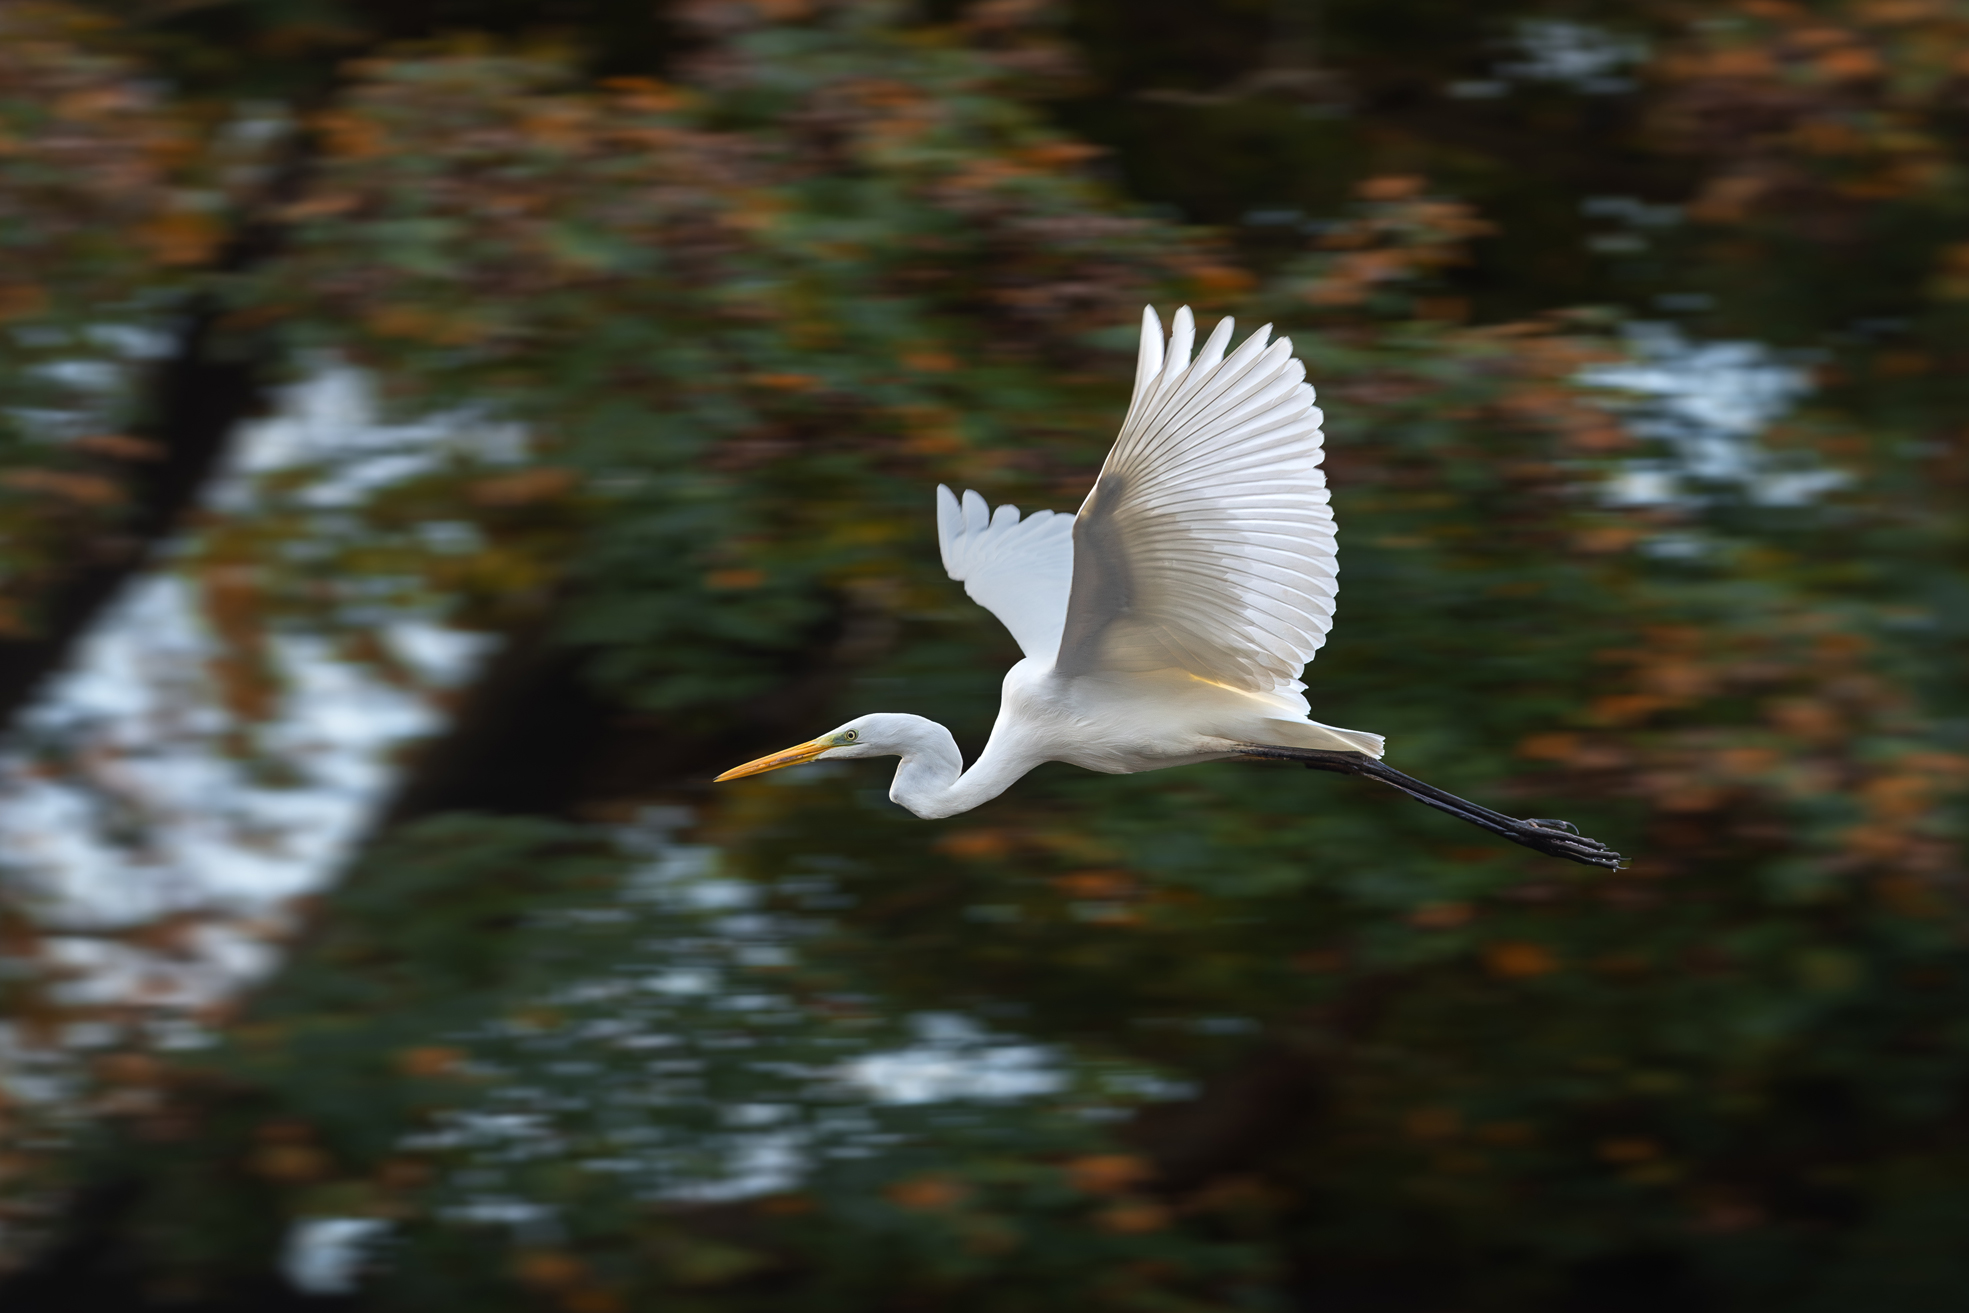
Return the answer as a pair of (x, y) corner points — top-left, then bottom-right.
(1, 1), (1966, 1309)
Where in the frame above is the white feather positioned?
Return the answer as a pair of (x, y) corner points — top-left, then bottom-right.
(936, 484), (1074, 662)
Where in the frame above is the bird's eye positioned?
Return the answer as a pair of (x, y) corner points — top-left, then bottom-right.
(843, 729), (858, 741)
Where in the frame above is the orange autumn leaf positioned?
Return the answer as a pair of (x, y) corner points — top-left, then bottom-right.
(1409, 901), (1474, 929)
(602, 75), (689, 112)
(888, 1175), (967, 1210)
(1053, 870), (1138, 901)
(1189, 263), (1256, 295)
(1518, 732), (1581, 762)
(1021, 140), (1101, 168)
(1066, 1154), (1152, 1194)
(1589, 693), (1669, 726)
(1095, 1199), (1169, 1233)
(1575, 526), (1642, 554)
(142, 210), (222, 266)
(1597, 1137), (1661, 1163)
(72, 434), (164, 461)
(514, 1250), (586, 1290)
(1816, 46), (1884, 79)
(397, 1046), (464, 1077)
(1484, 942), (1559, 979)
(0, 284), (48, 321)
(935, 828), (1015, 858)
(249, 1143), (330, 1182)
(751, 373), (818, 392)
(1, 469), (123, 505)
(469, 468), (577, 506)
(1358, 174), (1425, 201)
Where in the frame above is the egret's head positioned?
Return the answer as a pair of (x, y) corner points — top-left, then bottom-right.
(714, 714), (923, 781)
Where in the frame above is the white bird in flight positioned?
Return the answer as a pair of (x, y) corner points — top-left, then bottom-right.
(718, 306), (1621, 868)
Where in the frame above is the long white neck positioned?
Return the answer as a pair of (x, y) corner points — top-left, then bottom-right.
(882, 717), (1039, 820)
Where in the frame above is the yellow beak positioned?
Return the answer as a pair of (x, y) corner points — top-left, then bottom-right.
(714, 738), (834, 782)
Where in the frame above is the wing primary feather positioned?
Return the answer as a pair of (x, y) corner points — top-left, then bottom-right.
(1138, 306), (1198, 421)
(1134, 306), (1165, 398)
(1122, 306), (1165, 435)
(936, 484), (963, 575)
(962, 488), (989, 537)
(1195, 314), (1233, 369)
(1167, 306), (1195, 379)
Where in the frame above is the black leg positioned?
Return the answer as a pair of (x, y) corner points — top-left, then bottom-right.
(1239, 745), (1624, 870)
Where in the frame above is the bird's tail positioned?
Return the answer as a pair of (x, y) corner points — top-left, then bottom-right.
(1260, 719), (1386, 758)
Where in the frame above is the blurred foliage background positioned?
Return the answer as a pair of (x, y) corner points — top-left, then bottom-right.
(2, 0), (1968, 1309)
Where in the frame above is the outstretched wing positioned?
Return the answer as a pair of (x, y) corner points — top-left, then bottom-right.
(1055, 306), (1336, 703)
(936, 485), (1075, 661)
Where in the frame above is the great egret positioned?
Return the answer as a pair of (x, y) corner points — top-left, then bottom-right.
(718, 307), (1621, 868)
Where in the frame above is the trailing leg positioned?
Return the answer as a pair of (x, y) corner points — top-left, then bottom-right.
(1239, 745), (1623, 870)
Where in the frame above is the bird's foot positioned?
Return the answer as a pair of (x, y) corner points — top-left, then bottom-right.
(1498, 816), (1621, 868)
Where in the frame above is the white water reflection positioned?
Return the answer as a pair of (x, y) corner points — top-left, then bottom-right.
(847, 1012), (1063, 1105)
(283, 1217), (390, 1296)
(1, 581), (455, 925)
(1585, 324), (1839, 509)
(0, 366), (497, 1001)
